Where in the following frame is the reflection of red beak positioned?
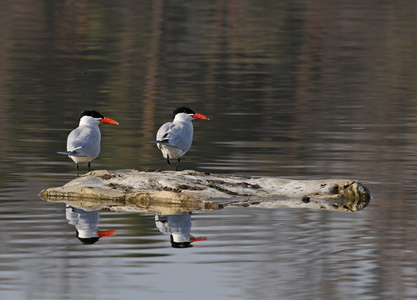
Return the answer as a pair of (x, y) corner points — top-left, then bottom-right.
(97, 230), (116, 237)
(190, 236), (207, 242)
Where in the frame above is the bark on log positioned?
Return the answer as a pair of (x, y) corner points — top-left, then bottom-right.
(40, 169), (371, 214)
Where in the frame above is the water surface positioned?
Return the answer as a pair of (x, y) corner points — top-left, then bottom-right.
(1, 1), (417, 299)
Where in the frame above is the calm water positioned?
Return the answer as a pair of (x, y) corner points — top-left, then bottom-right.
(1, 0), (417, 299)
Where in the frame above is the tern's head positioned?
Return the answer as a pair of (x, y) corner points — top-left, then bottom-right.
(172, 107), (209, 122)
(78, 110), (119, 126)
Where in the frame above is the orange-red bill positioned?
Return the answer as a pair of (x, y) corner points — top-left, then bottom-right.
(190, 236), (207, 242)
(100, 117), (119, 125)
(192, 113), (209, 120)
(97, 230), (116, 237)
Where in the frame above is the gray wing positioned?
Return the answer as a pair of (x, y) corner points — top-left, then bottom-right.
(149, 122), (177, 149)
(63, 126), (100, 158)
(155, 121), (193, 151)
(156, 122), (172, 143)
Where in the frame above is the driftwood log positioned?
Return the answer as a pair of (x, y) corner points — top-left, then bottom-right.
(40, 170), (371, 214)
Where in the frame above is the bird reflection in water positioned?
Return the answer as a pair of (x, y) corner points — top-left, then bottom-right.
(155, 211), (207, 248)
(66, 206), (116, 244)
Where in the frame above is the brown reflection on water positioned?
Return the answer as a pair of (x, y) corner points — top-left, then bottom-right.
(141, 0), (162, 146)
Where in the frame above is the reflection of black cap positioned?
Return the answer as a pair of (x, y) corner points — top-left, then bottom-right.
(170, 234), (193, 248)
(78, 237), (100, 245)
(75, 229), (116, 245)
(76, 231), (100, 245)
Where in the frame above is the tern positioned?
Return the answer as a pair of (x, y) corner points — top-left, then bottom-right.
(151, 107), (209, 171)
(58, 110), (119, 176)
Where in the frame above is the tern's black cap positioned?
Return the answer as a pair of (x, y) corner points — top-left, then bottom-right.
(79, 110), (104, 121)
(172, 107), (195, 119)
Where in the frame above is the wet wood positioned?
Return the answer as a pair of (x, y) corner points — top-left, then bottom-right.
(40, 169), (371, 213)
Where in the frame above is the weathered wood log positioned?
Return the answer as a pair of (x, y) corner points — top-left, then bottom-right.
(40, 169), (371, 213)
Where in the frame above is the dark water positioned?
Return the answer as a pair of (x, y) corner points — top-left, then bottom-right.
(1, 0), (417, 299)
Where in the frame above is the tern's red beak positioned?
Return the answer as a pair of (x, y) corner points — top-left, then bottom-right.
(100, 117), (119, 125)
(97, 230), (116, 237)
(192, 113), (209, 120)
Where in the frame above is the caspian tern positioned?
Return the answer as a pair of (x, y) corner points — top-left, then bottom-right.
(57, 110), (119, 176)
(151, 107), (209, 171)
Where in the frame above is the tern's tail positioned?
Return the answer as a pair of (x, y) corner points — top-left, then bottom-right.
(149, 140), (180, 148)
(57, 151), (87, 157)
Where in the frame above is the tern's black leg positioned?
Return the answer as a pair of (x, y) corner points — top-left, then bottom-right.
(88, 162), (91, 172)
(176, 157), (181, 171)
(166, 155), (171, 166)
(76, 163), (79, 177)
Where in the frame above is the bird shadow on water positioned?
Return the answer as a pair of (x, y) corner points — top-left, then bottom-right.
(61, 203), (209, 248)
